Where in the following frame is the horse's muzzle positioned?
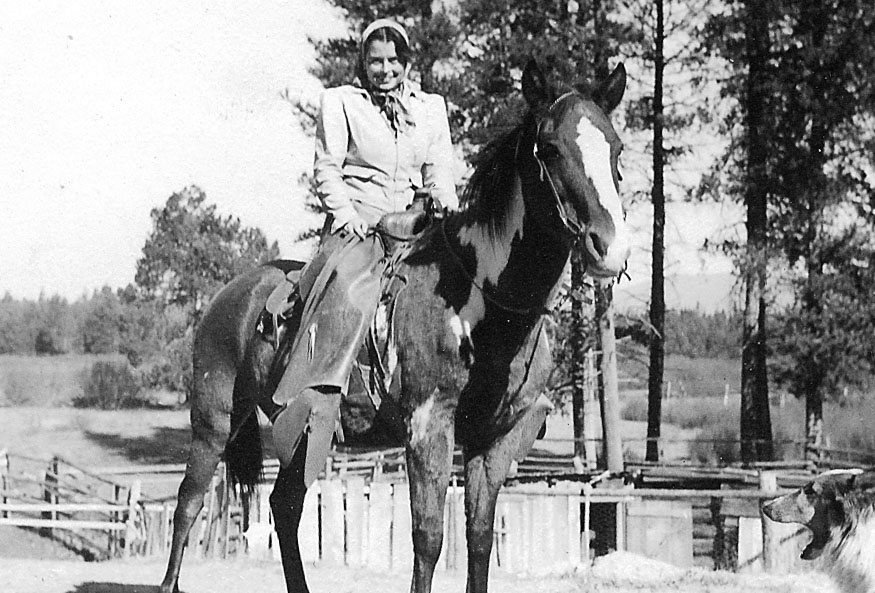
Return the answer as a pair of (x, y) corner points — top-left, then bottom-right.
(582, 230), (630, 278)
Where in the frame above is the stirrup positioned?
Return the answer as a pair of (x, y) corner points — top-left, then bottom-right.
(265, 277), (298, 318)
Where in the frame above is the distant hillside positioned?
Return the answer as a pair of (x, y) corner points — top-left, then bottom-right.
(614, 272), (741, 313)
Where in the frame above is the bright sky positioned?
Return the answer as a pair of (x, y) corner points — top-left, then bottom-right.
(0, 1), (344, 300)
(0, 1), (736, 303)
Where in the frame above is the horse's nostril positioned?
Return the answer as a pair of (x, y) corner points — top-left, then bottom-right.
(588, 232), (607, 258)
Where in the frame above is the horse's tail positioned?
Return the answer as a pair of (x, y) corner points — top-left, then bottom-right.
(225, 401), (263, 532)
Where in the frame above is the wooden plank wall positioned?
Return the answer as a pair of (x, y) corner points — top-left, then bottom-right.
(240, 478), (583, 575)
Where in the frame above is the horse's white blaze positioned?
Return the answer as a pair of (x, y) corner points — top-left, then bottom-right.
(409, 390), (437, 446)
(575, 116), (630, 271)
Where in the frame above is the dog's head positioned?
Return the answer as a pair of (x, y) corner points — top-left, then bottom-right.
(761, 469), (875, 560)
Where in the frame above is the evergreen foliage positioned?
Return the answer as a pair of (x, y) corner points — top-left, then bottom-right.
(135, 185), (281, 322)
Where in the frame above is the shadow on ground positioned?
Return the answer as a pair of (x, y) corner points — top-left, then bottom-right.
(65, 585), (160, 593)
(85, 427), (191, 465)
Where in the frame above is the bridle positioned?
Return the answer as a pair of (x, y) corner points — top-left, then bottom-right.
(528, 92), (630, 283)
(529, 91), (588, 244)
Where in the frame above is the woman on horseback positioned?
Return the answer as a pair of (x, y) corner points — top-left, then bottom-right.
(270, 18), (459, 484)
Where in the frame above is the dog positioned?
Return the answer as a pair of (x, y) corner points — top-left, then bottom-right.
(762, 469), (875, 593)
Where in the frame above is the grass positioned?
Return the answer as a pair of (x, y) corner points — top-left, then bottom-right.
(621, 352), (739, 399)
(621, 388), (875, 463)
(0, 354), (113, 406)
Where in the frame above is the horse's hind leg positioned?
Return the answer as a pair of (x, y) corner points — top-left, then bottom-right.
(270, 434), (310, 593)
(464, 399), (552, 593)
(159, 370), (232, 593)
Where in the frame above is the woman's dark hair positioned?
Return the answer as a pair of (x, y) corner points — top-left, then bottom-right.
(356, 26), (412, 89)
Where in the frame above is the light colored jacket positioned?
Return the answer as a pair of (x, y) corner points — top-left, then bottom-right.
(313, 82), (458, 230)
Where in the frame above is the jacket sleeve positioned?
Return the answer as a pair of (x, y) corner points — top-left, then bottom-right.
(421, 95), (459, 210)
(314, 89), (359, 228)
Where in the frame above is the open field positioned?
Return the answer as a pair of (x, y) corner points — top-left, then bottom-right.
(0, 354), (124, 407)
(0, 553), (839, 593)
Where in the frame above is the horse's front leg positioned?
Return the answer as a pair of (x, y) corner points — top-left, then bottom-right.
(406, 398), (455, 593)
(464, 399), (552, 593)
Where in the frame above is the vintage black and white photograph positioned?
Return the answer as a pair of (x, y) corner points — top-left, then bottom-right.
(1, 1), (874, 592)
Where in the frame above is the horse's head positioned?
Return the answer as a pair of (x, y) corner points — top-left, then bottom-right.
(521, 60), (631, 278)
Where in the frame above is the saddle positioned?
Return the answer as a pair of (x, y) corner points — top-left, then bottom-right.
(263, 205), (430, 330)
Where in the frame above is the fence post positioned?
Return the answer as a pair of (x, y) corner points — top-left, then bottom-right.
(759, 471), (777, 571)
(124, 479), (141, 558)
(583, 351), (599, 468)
(582, 482), (592, 570)
(220, 465), (232, 559)
(0, 449), (8, 519)
(112, 483), (124, 556)
(41, 456), (59, 538)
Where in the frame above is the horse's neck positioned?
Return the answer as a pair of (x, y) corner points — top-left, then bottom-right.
(457, 178), (570, 314)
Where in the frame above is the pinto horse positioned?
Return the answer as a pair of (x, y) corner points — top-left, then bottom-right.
(160, 59), (629, 593)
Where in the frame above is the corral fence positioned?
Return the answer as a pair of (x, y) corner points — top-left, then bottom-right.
(2, 445), (864, 575)
(0, 449), (141, 559)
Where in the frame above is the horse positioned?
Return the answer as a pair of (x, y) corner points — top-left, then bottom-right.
(159, 59), (629, 593)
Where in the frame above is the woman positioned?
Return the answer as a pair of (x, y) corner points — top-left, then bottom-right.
(270, 18), (458, 485)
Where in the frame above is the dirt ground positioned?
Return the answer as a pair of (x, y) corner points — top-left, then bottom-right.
(0, 552), (839, 593)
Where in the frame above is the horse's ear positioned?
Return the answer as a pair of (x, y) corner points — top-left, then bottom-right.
(594, 63), (626, 113)
(522, 59), (551, 111)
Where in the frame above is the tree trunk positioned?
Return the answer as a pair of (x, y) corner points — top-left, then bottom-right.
(646, 0), (666, 463)
(596, 281), (624, 474)
(740, 0), (773, 463)
(570, 253), (590, 462)
(804, 379), (824, 464)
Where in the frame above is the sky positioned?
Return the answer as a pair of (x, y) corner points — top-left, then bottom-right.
(0, 1), (737, 304)
(0, 1), (343, 300)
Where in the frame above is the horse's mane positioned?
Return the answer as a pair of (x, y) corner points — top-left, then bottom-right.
(460, 113), (535, 236)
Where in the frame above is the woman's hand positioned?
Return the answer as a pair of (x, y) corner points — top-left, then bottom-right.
(344, 216), (370, 239)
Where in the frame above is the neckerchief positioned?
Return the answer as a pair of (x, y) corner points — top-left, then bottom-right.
(364, 82), (415, 133)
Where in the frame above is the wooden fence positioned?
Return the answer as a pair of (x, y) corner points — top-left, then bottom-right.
(230, 478), (583, 574)
(1, 445), (865, 574)
(0, 449), (141, 559)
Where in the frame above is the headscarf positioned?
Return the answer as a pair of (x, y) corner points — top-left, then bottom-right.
(358, 19), (414, 133)
(361, 18), (409, 48)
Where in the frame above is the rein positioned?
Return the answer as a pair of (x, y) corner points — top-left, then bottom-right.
(439, 220), (549, 317)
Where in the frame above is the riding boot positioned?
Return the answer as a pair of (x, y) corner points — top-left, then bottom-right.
(272, 388), (341, 487)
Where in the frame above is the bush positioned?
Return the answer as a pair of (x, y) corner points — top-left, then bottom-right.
(74, 360), (149, 409)
(141, 333), (193, 399)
